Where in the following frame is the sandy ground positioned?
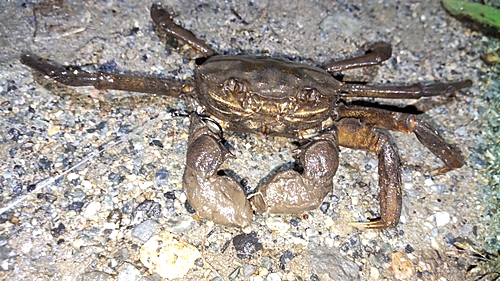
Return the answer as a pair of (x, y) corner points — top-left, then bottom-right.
(0, 0), (497, 280)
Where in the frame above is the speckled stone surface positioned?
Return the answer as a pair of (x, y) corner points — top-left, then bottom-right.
(0, 0), (498, 280)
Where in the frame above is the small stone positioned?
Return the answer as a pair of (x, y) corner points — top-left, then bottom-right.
(405, 244), (414, 253)
(47, 125), (60, 136)
(435, 211), (450, 227)
(370, 267), (380, 280)
(279, 249), (294, 265)
(266, 273), (281, 281)
(424, 178), (434, 186)
(155, 168), (169, 186)
(140, 231), (201, 279)
(242, 264), (258, 278)
(83, 201), (102, 218)
(0, 235), (8, 247)
(132, 220), (159, 242)
(118, 262), (142, 281)
(166, 215), (194, 233)
(107, 209), (123, 224)
(289, 218), (300, 227)
(150, 139), (164, 148)
(164, 191), (176, 200)
(131, 200), (161, 222)
(307, 246), (359, 280)
(391, 252), (415, 279)
(319, 202), (330, 213)
(324, 216), (334, 228)
(229, 267), (240, 280)
(233, 232), (263, 260)
(79, 271), (113, 281)
(265, 217), (290, 235)
(51, 223), (66, 237)
(68, 201), (85, 212)
(67, 173), (79, 181)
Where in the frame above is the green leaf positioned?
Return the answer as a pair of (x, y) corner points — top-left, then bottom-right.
(442, 0), (500, 29)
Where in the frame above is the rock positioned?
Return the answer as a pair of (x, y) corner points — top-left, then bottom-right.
(435, 211), (450, 227)
(233, 232), (263, 260)
(131, 220), (159, 242)
(117, 263), (142, 281)
(307, 246), (359, 280)
(140, 231), (201, 279)
(83, 201), (102, 219)
(391, 252), (415, 279)
(78, 271), (113, 281)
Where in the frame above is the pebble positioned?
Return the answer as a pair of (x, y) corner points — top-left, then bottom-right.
(83, 201), (102, 219)
(67, 173), (79, 181)
(155, 168), (169, 186)
(78, 271), (114, 281)
(266, 272), (281, 281)
(307, 246), (359, 280)
(435, 211), (451, 227)
(117, 263), (142, 281)
(424, 178), (434, 186)
(242, 264), (258, 278)
(233, 232), (263, 260)
(265, 217), (290, 235)
(368, 266), (380, 280)
(391, 252), (415, 279)
(131, 220), (159, 242)
(229, 267), (241, 280)
(258, 266), (269, 276)
(0, 236), (8, 247)
(319, 13), (363, 37)
(47, 124), (60, 136)
(139, 231), (201, 279)
(279, 249), (294, 265)
(166, 215), (194, 233)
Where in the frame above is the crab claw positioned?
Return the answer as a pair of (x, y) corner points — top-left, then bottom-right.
(182, 115), (253, 231)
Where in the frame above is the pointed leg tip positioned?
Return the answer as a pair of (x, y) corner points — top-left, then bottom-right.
(349, 219), (393, 229)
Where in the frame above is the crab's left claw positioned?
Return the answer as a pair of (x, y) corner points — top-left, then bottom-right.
(183, 115), (253, 231)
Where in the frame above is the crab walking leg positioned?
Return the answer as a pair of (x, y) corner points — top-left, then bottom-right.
(251, 129), (339, 214)
(338, 105), (464, 174)
(321, 41), (393, 72)
(182, 115), (253, 230)
(20, 53), (186, 97)
(150, 4), (217, 57)
(340, 80), (472, 99)
(337, 119), (402, 228)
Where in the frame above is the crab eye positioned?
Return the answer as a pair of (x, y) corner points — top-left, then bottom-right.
(224, 78), (248, 97)
(296, 88), (318, 103)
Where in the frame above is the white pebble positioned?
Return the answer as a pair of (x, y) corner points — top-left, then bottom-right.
(83, 201), (101, 218)
(435, 211), (450, 227)
(424, 178), (434, 186)
(265, 217), (290, 235)
(266, 272), (281, 281)
(140, 231), (201, 279)
(47, 125), (60, 136)
(370, 266), (380, 280)
(67, 173), (79, 181)
(324, 216), (334, 228)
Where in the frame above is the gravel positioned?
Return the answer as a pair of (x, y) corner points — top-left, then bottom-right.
(0, 0), (498, 280)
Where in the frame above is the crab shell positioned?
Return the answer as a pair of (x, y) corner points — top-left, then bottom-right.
(195, 55), (342, 138)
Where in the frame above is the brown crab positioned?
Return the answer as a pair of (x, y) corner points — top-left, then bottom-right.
(20, 4), (471, 231)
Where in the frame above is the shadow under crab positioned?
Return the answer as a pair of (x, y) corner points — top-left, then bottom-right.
(20, 3), (472, 232)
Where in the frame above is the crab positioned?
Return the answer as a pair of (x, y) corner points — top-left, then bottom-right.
(20, 3), (471, 231)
